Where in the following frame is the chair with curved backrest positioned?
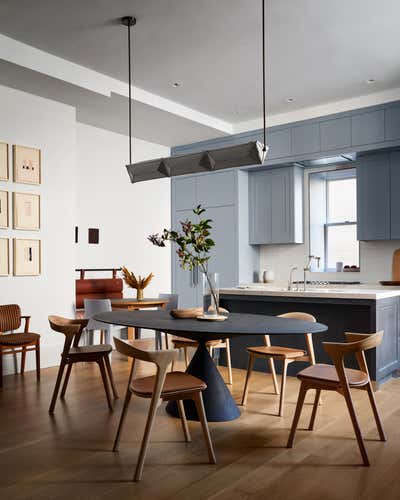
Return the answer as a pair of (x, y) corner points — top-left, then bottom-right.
(48, 315), (118, 413)
(154, 293), (179, 349)
(0, 304), (40, 387)
(170, 307), (233, 385)
(287, 331), (386, 465)
(241, 312), (317, 416)
(112, 336), (216, 482)
(84, 299), (114, 345)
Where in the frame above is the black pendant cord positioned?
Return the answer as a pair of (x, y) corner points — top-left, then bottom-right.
(262, 0), (267, 151)
(128, 20), (132, 164)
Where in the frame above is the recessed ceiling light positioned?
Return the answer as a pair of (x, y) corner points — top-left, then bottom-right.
(366, 78), (376, 84)
(286, 97), (294, 103)
(172, 82), (181, 88)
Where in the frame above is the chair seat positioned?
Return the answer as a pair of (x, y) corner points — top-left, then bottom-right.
(247, 345), (305, 359)
(0, 332), (40, 346)
(298, 363), (369, 387)
(132, 371), (207, 398)
(68, 344), (112, 356)
(171, 336), (222, 347)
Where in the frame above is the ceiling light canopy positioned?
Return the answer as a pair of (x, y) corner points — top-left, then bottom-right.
(123, 0), (270, 183)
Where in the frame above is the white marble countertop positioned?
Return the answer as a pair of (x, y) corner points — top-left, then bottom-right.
(220, 283), (400, 300)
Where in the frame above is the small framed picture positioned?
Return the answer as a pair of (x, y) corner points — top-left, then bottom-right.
(0, 238), (9, 276)
(13, 192), (40, 231)
(0, 191), (8, 228)
(13, 145), (41, 185)
(13, 238), (41, 276)
(0, 142), (8, 181)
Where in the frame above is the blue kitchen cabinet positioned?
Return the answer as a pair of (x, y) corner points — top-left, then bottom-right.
(267, 128), (292, 159)
(390, 152), (400, 239)
(356, 153), (390, 241)
(291, 123), (320, 156)
(352, 110), (385, 146)
(385, 105), (400, 142)
(249, 165), (303, 245)
(171, 170), (258, 307)
(320, 117), (351, 151)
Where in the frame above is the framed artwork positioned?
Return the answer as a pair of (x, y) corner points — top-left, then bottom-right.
(13, 192), (40, 230)
(0, 238), (9, 276)
(13, 238), (41, 276)
(13, 145), (41, 185)
(0, 142), (8, 181)
(0, 191), (8, 228)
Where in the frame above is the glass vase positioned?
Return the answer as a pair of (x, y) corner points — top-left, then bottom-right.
(202, 272), (219, 317)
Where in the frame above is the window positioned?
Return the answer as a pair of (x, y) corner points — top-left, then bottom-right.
(309, 168), (359, 272)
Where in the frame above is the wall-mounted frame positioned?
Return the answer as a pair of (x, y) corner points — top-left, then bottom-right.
(13, 192), (40, 231)
(0, 142), (8, 181)
(0, 190), (8, 228)
(13, 238), (41, 276)
(0, 238), (9, 276)
(13, 145), (41, 185)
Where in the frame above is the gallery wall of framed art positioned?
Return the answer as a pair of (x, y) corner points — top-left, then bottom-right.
(0, 141), (42, 276)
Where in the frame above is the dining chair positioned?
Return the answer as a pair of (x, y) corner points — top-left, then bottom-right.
(84, 299), (114, 345)
(154, 293), (179, 349)
(48, 315), (118, 413)
(170, 307), (233, 385)
(241, 312), (317, 416)
(112, 336), (216, 482)
(287, 331), (386, 466)
(0, 304), (40, 387)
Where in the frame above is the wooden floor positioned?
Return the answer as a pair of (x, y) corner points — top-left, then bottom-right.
(1, 349), (400, 500)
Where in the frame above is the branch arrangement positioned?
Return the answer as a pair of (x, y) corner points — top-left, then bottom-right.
(121, 266), (154, 291)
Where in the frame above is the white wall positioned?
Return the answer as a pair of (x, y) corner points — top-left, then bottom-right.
(259, 168), (400, 284)
(75, 123), (171, 299)
(0, 84), (77, 374)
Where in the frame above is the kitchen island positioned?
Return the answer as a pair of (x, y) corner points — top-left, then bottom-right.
(220, 285), (400, 385)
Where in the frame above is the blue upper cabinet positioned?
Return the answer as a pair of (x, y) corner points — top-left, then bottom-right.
(351, 110), (385, 146)
(390, 152), (400, 239)
(174, 176), (197, 211)
(291, 123), (320, 156)
(356, 153), (390, 241)
(267, 129), (292, 159)
(249, 165), (303, 245)
(320, 117), (351, 151)
(197, 170), (236, 207)
(385, 105), (400, 142)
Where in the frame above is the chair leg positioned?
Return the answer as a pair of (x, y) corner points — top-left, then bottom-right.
(287, 382), (308, 448)
(365, 383), (386, 441)
(21, 347), (26, 374)
(225, 339), (233, 386)
(98, 358), (113, 411)
(49, 361), (67, 413)
(177, 399), (191, 442)
(0, 350), (3, 388)
(134, 393), (162, 481)
(278, 359), (289, 417)
(192, 391), (216, 464)
(35, 340), (40, 381)
(241, 354), (254, 406)
(100, 330), (104, 344)
(155, 331), (160, 350)
(60, 363), (72, 398)
(308, 389), (321, 430)
(165, 333), (169, 350)
(342, 385), (370, 466)
(113, 389), (133, 451)
(184, 347), (189, 368)
(268, 358), (280, 395)
(104, 354), (119, 398)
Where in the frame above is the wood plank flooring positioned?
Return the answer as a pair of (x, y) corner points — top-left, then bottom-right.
(1, 349), (400, 500)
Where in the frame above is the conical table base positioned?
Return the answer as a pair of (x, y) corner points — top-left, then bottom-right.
(166, 341), (241, 422)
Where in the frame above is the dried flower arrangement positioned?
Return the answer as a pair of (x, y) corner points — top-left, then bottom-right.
(121, 266), (154, 300)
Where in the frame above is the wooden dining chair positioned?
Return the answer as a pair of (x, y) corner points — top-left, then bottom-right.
(241, 312), (317, 416)
(0, 304), (40, 387)
(48, 315), (118, 413)
(170, 307), (233, 385)
(287, 331), (386, 466)
(112, 337), (216, 482)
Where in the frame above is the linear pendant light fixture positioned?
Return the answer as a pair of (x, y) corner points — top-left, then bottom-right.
(123, 1), (269, 184)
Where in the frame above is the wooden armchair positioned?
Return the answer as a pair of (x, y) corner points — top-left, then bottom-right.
(0, 304), (40, 387)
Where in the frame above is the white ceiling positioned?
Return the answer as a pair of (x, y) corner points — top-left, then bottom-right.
(0, 0), (400, 145)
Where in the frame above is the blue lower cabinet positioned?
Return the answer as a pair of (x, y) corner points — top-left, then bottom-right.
(390, 152), (400, 239)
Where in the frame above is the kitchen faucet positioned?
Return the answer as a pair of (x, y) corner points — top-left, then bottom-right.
(288, 266), (298, 291)
(303, 255), (320, 291)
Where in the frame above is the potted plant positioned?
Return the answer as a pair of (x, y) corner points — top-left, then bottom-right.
(148, 205), (220, 316)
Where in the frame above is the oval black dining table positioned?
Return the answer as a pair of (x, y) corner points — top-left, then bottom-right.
(94, 310), (328, 422)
